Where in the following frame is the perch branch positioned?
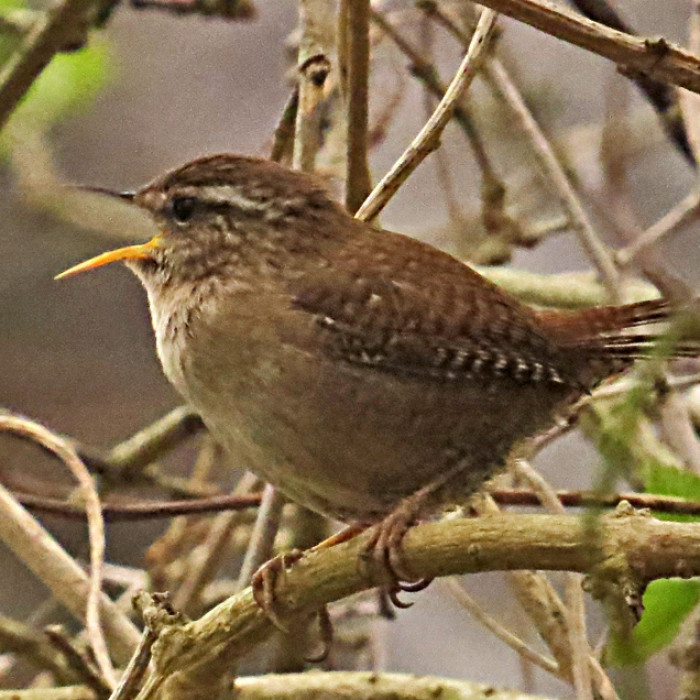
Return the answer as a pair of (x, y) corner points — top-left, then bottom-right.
(135, 509), (700, 700)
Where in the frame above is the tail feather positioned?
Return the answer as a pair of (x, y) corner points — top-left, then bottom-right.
(534, 298), (699, 387)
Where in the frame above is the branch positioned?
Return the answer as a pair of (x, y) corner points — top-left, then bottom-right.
(474, 267), (655, 308)
(135, 509), (700, 700)
(569, 0), (694, 166)
(344, 0), (372, 213)
(0, 414), (114, 685)
(234, 671), (558, 700)
(13, 491), (262, 521)
(292, 0), (335, 172)
(0, 479), (140, 665)
(0, 0), (94, 132)
(356, 9), (499, 221)
(129, 0), (255, 19)
(462, 0), (700, 95)
(0, 673), (559, 700)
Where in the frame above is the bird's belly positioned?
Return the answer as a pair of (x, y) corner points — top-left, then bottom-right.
(176, 330), (567, 522)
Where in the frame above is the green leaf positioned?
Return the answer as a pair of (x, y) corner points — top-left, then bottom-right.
(605, 579), (700, 666)
(641, 461), (700, 523)
(11, 39), (111, 130)
(646, 463), (700, 501)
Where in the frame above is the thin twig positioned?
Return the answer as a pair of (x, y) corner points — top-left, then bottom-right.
(680, 0), (700, 165)
(490, 487), (700, 516)
(569, 0), (694, 165)
(0, 613), (78, 684)
(235, 484), (286, 591)
(443, 579), (561, 677)
(15, 483), (700, 521)
(345, 0), (372, 214)
(12, 491), (263, 521)
(0, 0), (93, 132)
(106, 629), (156, 700)
(512, 462), (600, 700)
(171, 472), (259, 613)
(463, 0), (700, 95)
(129, 0), (255, 19)
(293, 0), (335, 172)
(616, 188), (700, 267)
(0, 479), (140, 664)
(0, 414), (115, 688)
(370, 8), (502, 187)
(269, 87), (299, 164)
(659, 389), (700, 474)
(484, 55), (621, 299)
(356, 9), (499, 222)
(44, 627), (110, 700)
(105, 406), (204, 480)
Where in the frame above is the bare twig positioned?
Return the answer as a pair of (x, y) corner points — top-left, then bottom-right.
(511, 462), (599, 700)
(344, 0), (372, 214)
(0, 478), (140, 664)
(104, 406), (204, 481)
(356, 9), (499, 222)
(293, 0), (335, 172)
(44, 627), (110, 700)
(569, 0), (694, 165)
(171, 472), (259, 613)
(0, 414), (115, 687)
(680, 0), (700, 165)
(0, 0), (93, 132)
(490, 487), (700, 516)
(616, 188), (700, 267)
(370, 8), (502, 189)
(659, 389), (700, 474)
(15, 484), (700, 521)
(12, 492), (262, 521)
(0, 613), (78, 683)
(129, 0), (255, 19)
(472, 267), (656, 309)
(443, 579), (561, 677)
(270, 87), (299, 164)
(417, 3), (620, 297)
(484, 57), (621, 300)
(462, 0), (700, 95)
(235, 484), (286, 590)
(106, 630), (156, 700)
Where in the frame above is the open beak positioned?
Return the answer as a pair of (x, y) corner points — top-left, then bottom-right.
(55, 187), (160, 280)
(55, 238), (161, 279)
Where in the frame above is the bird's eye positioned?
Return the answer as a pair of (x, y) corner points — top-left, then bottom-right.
(170, 197), (197, 223)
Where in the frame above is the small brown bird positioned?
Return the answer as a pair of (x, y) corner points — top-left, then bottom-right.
(58, 154), (694, 586)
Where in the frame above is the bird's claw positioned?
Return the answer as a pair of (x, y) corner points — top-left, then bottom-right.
(360, 508), (433, 611)
(251, 549), (304, 633)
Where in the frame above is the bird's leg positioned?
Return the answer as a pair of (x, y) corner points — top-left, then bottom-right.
(362, 488), (432, 589)
(251, 523), (369, 632)
(361, 462), (477, 600)
(251, 549), (304, 633)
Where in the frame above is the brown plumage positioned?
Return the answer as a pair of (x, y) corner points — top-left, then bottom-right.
(60, 154), (697, 583)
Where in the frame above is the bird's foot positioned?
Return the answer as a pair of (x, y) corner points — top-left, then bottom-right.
(361, 504), (433, 609)
(251, 549), (304, 633)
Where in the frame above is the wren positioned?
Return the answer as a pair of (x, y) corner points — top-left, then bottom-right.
(58, 154), (696, 584)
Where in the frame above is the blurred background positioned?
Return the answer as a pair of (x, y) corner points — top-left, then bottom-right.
(1, 1), (699, 698)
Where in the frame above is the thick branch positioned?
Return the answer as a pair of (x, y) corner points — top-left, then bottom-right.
(0, 673), (558, 700)
(136, 509), (700, 700)
(463, 0), (700, 95)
